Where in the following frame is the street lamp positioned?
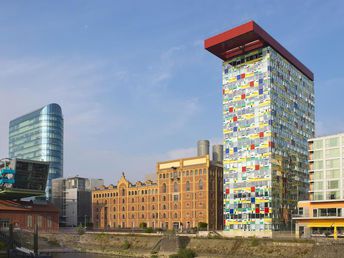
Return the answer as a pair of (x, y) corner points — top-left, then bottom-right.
(84, 214), (87, 230)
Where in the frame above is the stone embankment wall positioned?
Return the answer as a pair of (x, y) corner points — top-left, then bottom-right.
(41, 232), (344, 258)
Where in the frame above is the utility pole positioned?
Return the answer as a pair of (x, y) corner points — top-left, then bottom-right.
(34, 224), (38, 256)
(84, 214), (87, 229)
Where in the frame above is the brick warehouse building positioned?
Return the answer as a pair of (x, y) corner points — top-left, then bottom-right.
(92, 153), (223, 231)
(0, 200), (59, 232)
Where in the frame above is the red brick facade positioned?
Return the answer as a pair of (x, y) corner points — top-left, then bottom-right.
(0, 200), (59, 232)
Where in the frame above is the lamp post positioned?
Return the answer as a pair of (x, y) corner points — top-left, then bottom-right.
(84, 214), (87, 230)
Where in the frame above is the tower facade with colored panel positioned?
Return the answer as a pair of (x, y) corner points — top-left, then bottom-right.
(205, 21), (315, 236)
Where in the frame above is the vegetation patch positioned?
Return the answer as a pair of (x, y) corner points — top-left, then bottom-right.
(145, 227), (154, 233)
(76, 224), (86, 235)
(122, 240), (131, 250)
(169, 248), (197, 258)
(251, 237), (260, 247)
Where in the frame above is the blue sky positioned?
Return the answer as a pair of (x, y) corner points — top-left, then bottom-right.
(0, 0), (343, 184)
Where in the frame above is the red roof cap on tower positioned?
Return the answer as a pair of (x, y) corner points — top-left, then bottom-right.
(204, 21), (313, 81)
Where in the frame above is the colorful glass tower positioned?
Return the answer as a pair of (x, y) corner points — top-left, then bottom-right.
(205, 21), (315, 236)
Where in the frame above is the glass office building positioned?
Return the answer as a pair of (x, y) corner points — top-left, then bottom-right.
(205, 21), (315, 236)
(9, 103), (63, 199)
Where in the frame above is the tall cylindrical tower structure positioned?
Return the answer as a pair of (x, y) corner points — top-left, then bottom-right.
(212, 144), (223, 162)
(197, 140), (210, 156)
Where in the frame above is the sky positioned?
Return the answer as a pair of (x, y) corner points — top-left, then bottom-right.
(0, 0), (343, 184)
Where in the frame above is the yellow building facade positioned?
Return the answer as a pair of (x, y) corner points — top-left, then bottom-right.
(294, 133), (344, 238)
(294, 200), (344, 238)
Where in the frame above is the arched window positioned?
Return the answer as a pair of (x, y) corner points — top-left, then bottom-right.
(152, 205), (155, 210)
(174, 204), (177, 209)
(174, 182), (178, 192)
(122, 188), (125, 196)
(132, 198), (134, 203)
(141, 214), (144, 219)
(132, 206), (134, 211)
(163, 205), (166, 210)
(142, 197), (144, 202)
(142, 206), (145, 210)
(152, 197), (155, 202)
(186, 181), (190, 192)
(163, 213), (166, 218)
(174, 213), (178, 219)
(113, 199), (116, 204)
(122, 206), (125, 211)
(113, 207), (116, 212)
(162, 183), (167, 193)
(199, 179), (203, 190)
(162, 196), (166, 201)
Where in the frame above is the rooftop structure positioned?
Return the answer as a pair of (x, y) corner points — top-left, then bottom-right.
(204, 20), (313, 80)
(0, 158), (49, 199)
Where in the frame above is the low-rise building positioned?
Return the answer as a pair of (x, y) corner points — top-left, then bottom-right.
(294, 133), (344, 238)
(0, 200), (59, 232)
(92, 142), (223, 231)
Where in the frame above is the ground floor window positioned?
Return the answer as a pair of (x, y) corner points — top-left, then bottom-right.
(0, 219), (10, 229)
(311, 227), (344, 237)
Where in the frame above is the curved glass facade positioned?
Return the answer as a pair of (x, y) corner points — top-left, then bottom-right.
(9, 103), (63, 199)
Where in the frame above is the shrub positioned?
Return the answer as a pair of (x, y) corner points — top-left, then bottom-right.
(145, 227), (154, 233)
(169, 248), (196, 258)
(122, 240), (131, 249)
(251, 236), (259, 246)
(197, 222), (207, 231)
(76, 224), (85, 235)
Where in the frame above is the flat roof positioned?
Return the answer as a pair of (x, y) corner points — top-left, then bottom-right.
(204, 21), (313, 81)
